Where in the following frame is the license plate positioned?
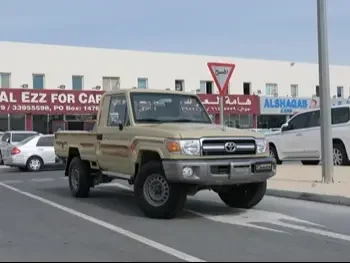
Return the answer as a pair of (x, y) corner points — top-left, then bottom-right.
(255, 163), (273, 172)
(231, 163), (251, 175)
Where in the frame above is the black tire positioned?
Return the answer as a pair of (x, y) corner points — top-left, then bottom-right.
(26, 156), (43, 172)
(218, 181), (267, 209)
(68, 156), (91, 198)
(0, 151), (3, 165)
(269, 144), (282, 165)
(301, 160), (320, 165)
(134, 161), (187, 219)
(333, 143), (348, 166)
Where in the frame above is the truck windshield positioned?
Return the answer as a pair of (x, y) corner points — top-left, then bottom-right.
(130, 93), (212, 124)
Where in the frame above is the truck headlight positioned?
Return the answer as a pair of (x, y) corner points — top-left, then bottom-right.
(166, 139), (200, 156)
(256, 138), (269, 154)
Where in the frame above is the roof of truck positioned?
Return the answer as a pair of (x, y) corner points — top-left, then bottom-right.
(102, 88), (197, 97)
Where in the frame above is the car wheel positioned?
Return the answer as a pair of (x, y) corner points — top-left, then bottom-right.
(269, 144), (282, 165)
(134, 161), (187, 219)
(218, 181), (267, 209)
(68, 157), (91, 198)
(333, 143), (348, 166)
(26, 156), (43, 172)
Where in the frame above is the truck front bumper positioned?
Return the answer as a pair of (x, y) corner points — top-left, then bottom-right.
(162, 157), (276, 185)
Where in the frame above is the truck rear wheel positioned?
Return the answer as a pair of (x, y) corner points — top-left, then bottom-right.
(218, 181), (267, 209)
(134, 161), (187, 219)
(68, 157), (91, 198)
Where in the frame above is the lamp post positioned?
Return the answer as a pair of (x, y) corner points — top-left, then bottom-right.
(316, 0), (334, 183)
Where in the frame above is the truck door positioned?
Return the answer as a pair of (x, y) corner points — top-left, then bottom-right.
(96, 95), (132, 175)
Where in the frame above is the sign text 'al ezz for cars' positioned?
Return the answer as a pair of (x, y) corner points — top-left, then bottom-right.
(0, 89), (104, 114)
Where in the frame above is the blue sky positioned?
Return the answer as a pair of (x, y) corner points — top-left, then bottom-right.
(0, 0), (349, 64)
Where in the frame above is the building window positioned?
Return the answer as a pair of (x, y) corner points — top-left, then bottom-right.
(337, 86), (344, 98)
(265, 83), (278, 96)
(0, 73), (11, 89)
(175, 80), (184, 91)
(102, 77), (120, 91)
(291, 84), (298, 97)
(200, 81), (213, 94)
(72, 75), (83, 90)
(137, 78), (148, 89)
(316, 85), (320, 97)
(33, 74), (45, 89)
(243, 82), (251, 95)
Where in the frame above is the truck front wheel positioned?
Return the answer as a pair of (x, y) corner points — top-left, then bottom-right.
(68, 157), (91, 198)
(218, 181), (267, 209)
(134, 161), (187, 219)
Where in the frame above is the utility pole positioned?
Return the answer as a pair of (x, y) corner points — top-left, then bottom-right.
(316, 0), (334, 183)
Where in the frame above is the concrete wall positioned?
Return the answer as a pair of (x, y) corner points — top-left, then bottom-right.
(0, 41), (349, 97)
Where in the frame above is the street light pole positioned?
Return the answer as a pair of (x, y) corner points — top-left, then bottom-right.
(316, 0), (334, 183)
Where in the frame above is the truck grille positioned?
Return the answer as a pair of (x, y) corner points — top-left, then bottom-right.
(201, 138), (256, 156)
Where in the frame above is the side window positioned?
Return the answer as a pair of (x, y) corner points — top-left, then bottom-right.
(309, 110), (320, 128)
(1, 133), (10, 142)
(107, 95), (128, 127)
(288, 113), (310, 130)
(332, 107), (350, 125)
(36, 136), (54, 147)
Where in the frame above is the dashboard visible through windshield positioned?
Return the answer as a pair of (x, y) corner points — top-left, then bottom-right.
(130, 92), (212, 124)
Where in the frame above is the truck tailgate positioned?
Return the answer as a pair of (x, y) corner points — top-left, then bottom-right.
(54, 131), (98, 161)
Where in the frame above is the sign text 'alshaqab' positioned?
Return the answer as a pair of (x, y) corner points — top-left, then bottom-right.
(0, 89), (104, 114)
(260, 97), (319, 114)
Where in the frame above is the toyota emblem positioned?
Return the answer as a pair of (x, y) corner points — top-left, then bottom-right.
(224, 142), (237, 153)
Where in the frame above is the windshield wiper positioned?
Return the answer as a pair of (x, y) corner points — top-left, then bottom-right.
(137, 118), (164, 123)
(171, 119), (208, 123)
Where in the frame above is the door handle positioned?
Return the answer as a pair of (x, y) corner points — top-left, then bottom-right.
(97, 134), (103, 140)
(38, 148), (44, 151)
(296, 133), (302, 136)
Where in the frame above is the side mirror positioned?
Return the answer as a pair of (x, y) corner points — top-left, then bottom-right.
(281, 123), (289, 132)
(118, 122), (124, 131)
(5, 137), (10, 143)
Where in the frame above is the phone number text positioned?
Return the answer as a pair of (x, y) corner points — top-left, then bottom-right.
(0, 104), (100, 113)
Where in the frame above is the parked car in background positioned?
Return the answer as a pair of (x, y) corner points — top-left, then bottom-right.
(2, 134), (64, 171)
(0, 131), (38, 164)
(267, 105), (350, 166)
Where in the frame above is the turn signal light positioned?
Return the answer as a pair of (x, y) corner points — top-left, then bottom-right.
(167, 141), (181, 152)
(11, 147), (21, 155)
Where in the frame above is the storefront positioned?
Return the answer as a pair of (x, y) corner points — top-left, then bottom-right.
(0, 88), (104, 133)
(258, 96), (320, 129)
(197, 94), (259, 128)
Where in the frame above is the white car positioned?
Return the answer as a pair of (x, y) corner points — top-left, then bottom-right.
(2, 134), (64, 171)
(266, 105), (350, 166)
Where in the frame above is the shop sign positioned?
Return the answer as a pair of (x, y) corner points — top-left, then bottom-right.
(260, 96), (319, 115)
(197, 94), (259, 115)
(0, 89), (104, 114)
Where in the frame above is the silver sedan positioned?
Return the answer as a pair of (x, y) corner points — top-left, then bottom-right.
(2, 134), (64, 172)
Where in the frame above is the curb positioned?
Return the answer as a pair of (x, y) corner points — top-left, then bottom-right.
(266, 189), (350, 207)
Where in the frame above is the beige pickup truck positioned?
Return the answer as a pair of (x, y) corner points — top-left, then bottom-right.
(54, 89), (276, 219)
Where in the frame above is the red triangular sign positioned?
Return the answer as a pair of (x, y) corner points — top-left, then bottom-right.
(207, 62), (235, 96)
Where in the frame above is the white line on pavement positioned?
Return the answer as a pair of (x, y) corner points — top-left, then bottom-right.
(0, 182), (205, 262)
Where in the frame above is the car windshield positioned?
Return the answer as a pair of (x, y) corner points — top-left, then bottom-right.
(130, 93), (212, 124)
(12, 133), (38, 142)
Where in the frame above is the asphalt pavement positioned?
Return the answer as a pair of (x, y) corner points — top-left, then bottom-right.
(1, 165), (350, 262)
